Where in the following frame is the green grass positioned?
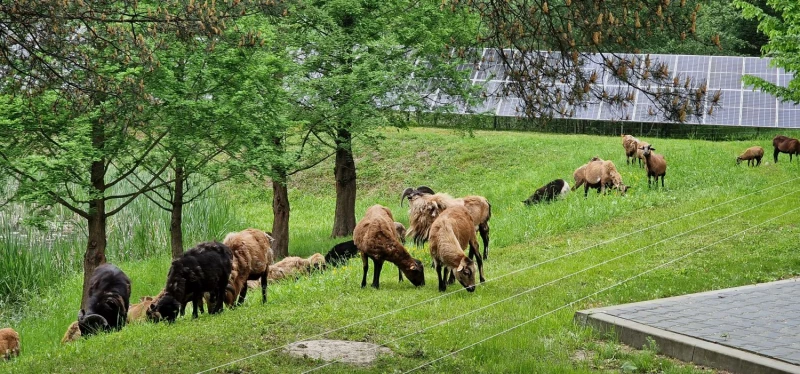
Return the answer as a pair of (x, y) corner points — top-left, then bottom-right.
(3, 127), (800, 373)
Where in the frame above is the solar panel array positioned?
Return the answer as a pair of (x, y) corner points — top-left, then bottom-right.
(425, 49), (800, 128)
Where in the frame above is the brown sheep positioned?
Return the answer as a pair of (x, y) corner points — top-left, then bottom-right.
(737, 146), (764, 167)
(0, 328), (20, 360)
(271, 256), (311, 280)
(772, 135), (800, 163)
(222, 228), (274, 306)
(401, 188), (492, 259)
(573, 158), (628, 196)
(353, 205), (425, 289)
(640, 144), (667, 188)
(429, 205), (485, 292)
(61, 321), (80, 344)
(571, 157), (602, 192)
(622, 134), (641, 167)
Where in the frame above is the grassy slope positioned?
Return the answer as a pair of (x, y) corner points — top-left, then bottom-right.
(3, 127), (800, 373)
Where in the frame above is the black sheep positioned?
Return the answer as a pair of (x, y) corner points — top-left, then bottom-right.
(324, 240), (359, 266)
(523, 179), (570, 205)
(147, 241), (232, 322)
(78, 263), (131, 336)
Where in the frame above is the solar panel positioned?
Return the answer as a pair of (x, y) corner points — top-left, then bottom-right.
(419, 49), (800, 127)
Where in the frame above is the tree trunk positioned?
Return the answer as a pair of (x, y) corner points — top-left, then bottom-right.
(170, 162), (185, 259)
(82, 158), (107, 309)
(331, 127), (357, 238)
(272, 179), (290, 259)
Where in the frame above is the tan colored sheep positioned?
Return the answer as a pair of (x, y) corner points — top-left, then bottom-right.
(61, 322), (80, 344)
(737, 146), (764, 167)
(307, 253), (327, 272)
(429, 205), (485, 292)
(127, 290), (165, 323)
(222, 228), (274, 306)
(0, 328), (20, 360)
(622, 134), (640, 166)
(575, 159), (628, 197)
(353, 205), (425, 289)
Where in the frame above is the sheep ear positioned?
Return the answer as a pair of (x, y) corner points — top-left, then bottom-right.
(650, 147), (656, 151)
(78, 309), (85, 320)
(409, 263), (417, 271)
(456, 261), (465, 272)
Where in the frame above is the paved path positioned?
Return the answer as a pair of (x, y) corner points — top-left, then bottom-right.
(575, 278), (800, 374)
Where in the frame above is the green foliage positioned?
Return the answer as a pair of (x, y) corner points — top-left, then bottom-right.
(734, 0), (800, 102)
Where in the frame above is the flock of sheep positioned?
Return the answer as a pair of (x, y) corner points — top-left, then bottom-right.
(1, 132), (798, 363)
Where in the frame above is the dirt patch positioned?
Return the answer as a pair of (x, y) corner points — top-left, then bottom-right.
(284, 340), (392, 366)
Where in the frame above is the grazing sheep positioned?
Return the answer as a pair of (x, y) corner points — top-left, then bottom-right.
(429, 205), (485, 292)
(271, 256), (311, 279)
(573, 159), (628, 196)
(401, 187), (492, 259)
(523, 179), (570, 205)
(0, 328), (20, 360)
(622, 134), (641, 167)
(61, 321), (80, 344)
(640, 144), (667, 188)
(353, 205), (425, 289)
(148, 241), (232, 322)
(772, 135), (800, 163)
(78, 263), (131, 337)
(737, 146), (764, 167)
(222, 228), (274, 307)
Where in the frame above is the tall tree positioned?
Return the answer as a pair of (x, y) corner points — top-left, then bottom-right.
(0, 1), (272, 307)
(734, 0), (800, 102)
(279, 0), (480, 237)
(138, 17), (287, 259)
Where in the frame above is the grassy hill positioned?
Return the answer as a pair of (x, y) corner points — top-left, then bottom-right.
(3, 127), (800, 373)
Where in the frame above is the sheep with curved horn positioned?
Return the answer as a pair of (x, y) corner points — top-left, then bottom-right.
(401, 186), (492, 259)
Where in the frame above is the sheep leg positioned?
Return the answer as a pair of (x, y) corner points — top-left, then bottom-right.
(237, 283), (249, 306)
(398, 266), (403, 282)
(371, 259), (384, 289)
(260, 271), (268, 304)
(360, 253), (369, 288)
(584, 184), (589, 198)
(774, 147), (780, 163)
(469, 238), (486, 283)
(661, 175), (665, 188)
(447, 269), (455, 284)
(191, 295), (201, 318)
(479, 223), (490, 260)
(436, 262), (446, 292)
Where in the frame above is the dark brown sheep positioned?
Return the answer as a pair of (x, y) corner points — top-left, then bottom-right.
(772, 135), (800, 163)
(148, 241), (232, 322)
(737, 146), (764, 167)
(222, 228), (274, 306)
(78, 263), (131, 336)
(429, 205), (485, 292)
(523, 179), (570, 205)
(353, 205), (425, 289)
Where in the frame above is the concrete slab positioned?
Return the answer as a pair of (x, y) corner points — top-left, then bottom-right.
(575, 278), (800, 374)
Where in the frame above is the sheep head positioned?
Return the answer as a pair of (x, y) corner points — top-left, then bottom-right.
(400, 186), (436, 207)
(454, 257), (477, 292)
(639, 144), (655, 156)
(147, 295), (181, 323)
(400, 258), (425, 287)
